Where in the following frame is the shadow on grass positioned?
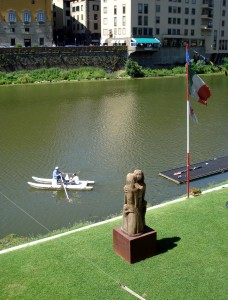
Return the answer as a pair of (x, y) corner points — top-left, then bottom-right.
(157, 237), (181, 255)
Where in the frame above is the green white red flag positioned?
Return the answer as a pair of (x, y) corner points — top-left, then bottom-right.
(186, 50), (211, 106)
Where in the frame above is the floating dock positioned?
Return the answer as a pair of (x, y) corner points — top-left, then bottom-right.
(159, 155), (228, 184)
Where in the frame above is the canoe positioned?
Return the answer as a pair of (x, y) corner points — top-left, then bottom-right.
(32, 176), (95, 185)
(28, 181), (93, 191)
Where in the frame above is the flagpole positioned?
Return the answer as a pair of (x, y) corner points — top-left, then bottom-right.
(186, 43), (190, 198)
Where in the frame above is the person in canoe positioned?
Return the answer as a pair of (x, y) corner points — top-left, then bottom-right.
(52, 166), (65, 186)
(69, 172), (80, 185)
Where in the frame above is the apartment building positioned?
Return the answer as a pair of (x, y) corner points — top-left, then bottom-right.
(0, 0), (53, 47)
(100, 0), (228, 56)
(71, 0), (101, 45)
(53, 0), (72, 45)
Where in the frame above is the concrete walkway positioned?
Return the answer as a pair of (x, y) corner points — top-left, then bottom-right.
(1, 183), (227, 255)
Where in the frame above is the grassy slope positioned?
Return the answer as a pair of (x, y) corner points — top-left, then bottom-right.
(0, 189), (227, 300)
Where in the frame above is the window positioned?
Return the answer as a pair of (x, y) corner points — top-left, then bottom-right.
(192, 8), (195, 15)
(191, 19), (195, 25)
(156, 5), (160, 13)
(138, 3), (143, 13)
(76, 6), (79, 11)
(138, 16), (142, 26)
(149, 28), (153, 35)
(192, 0), (196, 3)
(133, 27), (137, 35)
(103, 29), (108, 36)
(168, 7), (172, 13)
(144, 16), (148, 25)
(94, 23), (98, 30)
(156, 28), (160, 35)
(23, 11), (31, 23)
(123, 5), (126, 14)
(10, 28), (15, 33)
(103, 18), (107, 25)
(185, 8), (189, 14)
(93, 5), (99, 11)
(177, 18), (181, 24)
(25, 27), (30, 32)
(173, 18), (176, 24)
(222, 20), (225, 27)
(173, 6), (177, 13)
(81, 5), (83, 11)
(191, 29), (194, 36)
(37, 11), (45, 23)
(184, 29), (188, 35)
(114, 5), (117, 15)
(122, 28), (126, 35)
(31, 0), (35, 4)
(221, 30), (224, 37)
(114, 17), (117, 26)
(168, 18), (172, 24)
(143, 28), (148, 35)
(103, 7), (107, 13)
(144, 4), (148, 14)
(122, 16), (126, 26)
(138, 28), (142, 35)
(185, 19), (188, 25)
(222, 10), (225, 17)
(8, 11), (16, 23)
(156, 16), (160, 24)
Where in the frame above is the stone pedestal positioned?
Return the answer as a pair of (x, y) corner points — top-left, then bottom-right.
(113, 226), (157, 264)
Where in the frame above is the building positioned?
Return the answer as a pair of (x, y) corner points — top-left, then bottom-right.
(53, 0), (71, 45)
(71, 0), (101, 45)
(0, 0), (53, 47)
(100, 0), (228, 59)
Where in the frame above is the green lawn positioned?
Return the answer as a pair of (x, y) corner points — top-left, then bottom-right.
(1, 188), (227, 300)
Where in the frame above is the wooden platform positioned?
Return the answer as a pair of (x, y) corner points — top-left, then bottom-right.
(159, 156), (228, 184)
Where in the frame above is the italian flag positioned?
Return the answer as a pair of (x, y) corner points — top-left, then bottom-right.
(189, 69), (211, 106)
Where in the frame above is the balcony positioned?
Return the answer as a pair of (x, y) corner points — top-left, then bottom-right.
(23, 21), (31, 26)
(201, 24), (213, 30)
(202, 1), (214, 9)
(201, 13), (213, 19)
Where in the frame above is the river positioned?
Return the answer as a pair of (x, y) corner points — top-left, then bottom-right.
(0, 75), (227, 238)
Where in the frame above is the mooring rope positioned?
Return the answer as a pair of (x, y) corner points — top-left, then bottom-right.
(0, 190), (147, 299)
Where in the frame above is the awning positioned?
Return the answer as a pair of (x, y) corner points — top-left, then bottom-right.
(133, 38), (160, 44)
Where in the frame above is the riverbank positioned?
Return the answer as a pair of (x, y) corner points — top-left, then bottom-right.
(1, 180), (227, 252)
(1, 182), (227, 299)
(0, 59), (227, 85)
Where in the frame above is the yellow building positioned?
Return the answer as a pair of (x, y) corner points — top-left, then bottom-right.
(0, 0), (53, 47)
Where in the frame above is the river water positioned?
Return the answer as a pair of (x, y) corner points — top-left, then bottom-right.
(0, 75), (227, 238)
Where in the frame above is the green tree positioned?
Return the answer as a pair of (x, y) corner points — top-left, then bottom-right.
(125, 59), (144, 78)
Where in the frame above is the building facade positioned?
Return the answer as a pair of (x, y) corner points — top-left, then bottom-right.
(100, 0), (228, 57)
(71, 0), (101, 45)
(0, 0), (53, 47)
(53, 0), (72, 45)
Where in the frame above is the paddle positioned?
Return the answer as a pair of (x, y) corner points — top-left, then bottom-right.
(60, 175), (72, 203)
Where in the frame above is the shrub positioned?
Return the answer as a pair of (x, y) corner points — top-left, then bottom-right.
(125, 59), (144, 78)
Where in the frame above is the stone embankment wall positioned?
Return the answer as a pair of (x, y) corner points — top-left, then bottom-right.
(0, 46), (128, 72)
(130, 47), (207, 68)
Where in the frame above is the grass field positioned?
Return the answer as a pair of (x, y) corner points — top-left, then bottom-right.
(0, 187), (227, 300)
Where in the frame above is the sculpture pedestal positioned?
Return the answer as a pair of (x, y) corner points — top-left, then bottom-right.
(113, 226), (157, 264)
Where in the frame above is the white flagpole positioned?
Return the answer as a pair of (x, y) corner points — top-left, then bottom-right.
(186, 43), (190, 198)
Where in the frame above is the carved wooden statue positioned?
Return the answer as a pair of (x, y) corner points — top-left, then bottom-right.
(121, 170), (147, 236)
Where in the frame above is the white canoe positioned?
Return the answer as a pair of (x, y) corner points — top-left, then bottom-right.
(32, 176), (95, 185)
(28, 181), (93, 191)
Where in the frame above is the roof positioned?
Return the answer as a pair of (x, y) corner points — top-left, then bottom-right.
(132, 38), (161, 44)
